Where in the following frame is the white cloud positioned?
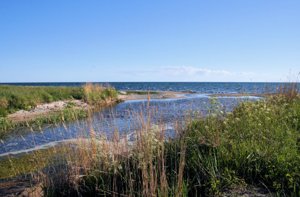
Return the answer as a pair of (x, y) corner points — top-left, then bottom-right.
(161, 66), (232, 77)
(117, 66), (266, 82)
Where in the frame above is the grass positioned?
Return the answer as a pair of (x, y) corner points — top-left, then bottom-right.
(0, 108), (87, 139)
(0, 86), (84, 116)
(0, 84), (119, 138)
(35, 90), (299, 196)
(83, 83), (119, 106)
(182, 95), (300, 195)
(1, 84), (300, 196)
(0, 146), (71, 179)
(0, 84), (119, 117)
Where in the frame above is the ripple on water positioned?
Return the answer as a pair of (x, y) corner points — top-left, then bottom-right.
(0, 96), (261, 156)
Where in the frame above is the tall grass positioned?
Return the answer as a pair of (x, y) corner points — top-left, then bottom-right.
(0, 84), (119, 138)
(0, 86), (84, 116)
(1, 85), (300, 196)
(34, 103), (188, 196)
(41, 88), (299, 196)
(83, 83), (118, 106)
(0, 84), (119, 117)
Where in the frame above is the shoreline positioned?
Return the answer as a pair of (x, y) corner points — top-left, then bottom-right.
(0, 91), (264, 157)
(118, 90), (187, 100)
(5, 91), (187, 125)
(5, 91), (266, 126)
(7, 100), (89, 123)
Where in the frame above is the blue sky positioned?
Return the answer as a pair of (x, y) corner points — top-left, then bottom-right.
(0, 0), (299, 82)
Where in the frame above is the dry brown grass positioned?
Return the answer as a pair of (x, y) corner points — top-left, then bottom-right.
(33, 96), (188, 196)
(278, 83), (299, 101)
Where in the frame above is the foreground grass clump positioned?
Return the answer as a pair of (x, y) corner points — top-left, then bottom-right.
(39, 94), (300, 196)
(0, 146), (73, 179)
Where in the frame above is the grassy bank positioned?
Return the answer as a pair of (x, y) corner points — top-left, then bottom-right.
(0, 84), (118, 138)
(0, 107), (87, 139)
(0, 86), (84, 116)
(33, 91), (299, 196)
(0, 85), (118, 117)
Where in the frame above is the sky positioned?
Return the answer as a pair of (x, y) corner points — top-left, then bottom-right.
(0, 0), (299, 82)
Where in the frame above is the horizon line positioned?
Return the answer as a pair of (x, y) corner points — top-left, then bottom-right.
(0, 81), (299, 84)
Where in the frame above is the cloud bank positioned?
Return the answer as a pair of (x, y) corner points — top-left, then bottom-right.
(118, 66), (261, 82)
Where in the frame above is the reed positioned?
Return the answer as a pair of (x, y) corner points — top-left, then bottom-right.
(0, 84), (119, 117)
(0, 84), (119, 138)
(1, 86), (299, 196)
(0, 85), (85, 116)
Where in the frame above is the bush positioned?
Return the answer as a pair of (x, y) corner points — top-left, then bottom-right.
(181, 96), (300, 195)
(83, 84), (118, 105)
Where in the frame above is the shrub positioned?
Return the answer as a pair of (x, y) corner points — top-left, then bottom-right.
(83, 84), (118, 105)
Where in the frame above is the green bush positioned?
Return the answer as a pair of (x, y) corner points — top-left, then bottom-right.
(181, 96), (300, 195)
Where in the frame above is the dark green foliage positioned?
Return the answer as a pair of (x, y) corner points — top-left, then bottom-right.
(181, 95), (300, 196)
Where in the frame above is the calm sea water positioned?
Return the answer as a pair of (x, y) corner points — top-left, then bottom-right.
(1, 82), (298, 94)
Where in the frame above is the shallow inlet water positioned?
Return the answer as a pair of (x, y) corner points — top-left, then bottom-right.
(0, 94), (260, 156)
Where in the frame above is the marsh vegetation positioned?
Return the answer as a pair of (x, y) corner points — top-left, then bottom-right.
(0, 84), (299, 196)
(0, 84), (119, 139)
